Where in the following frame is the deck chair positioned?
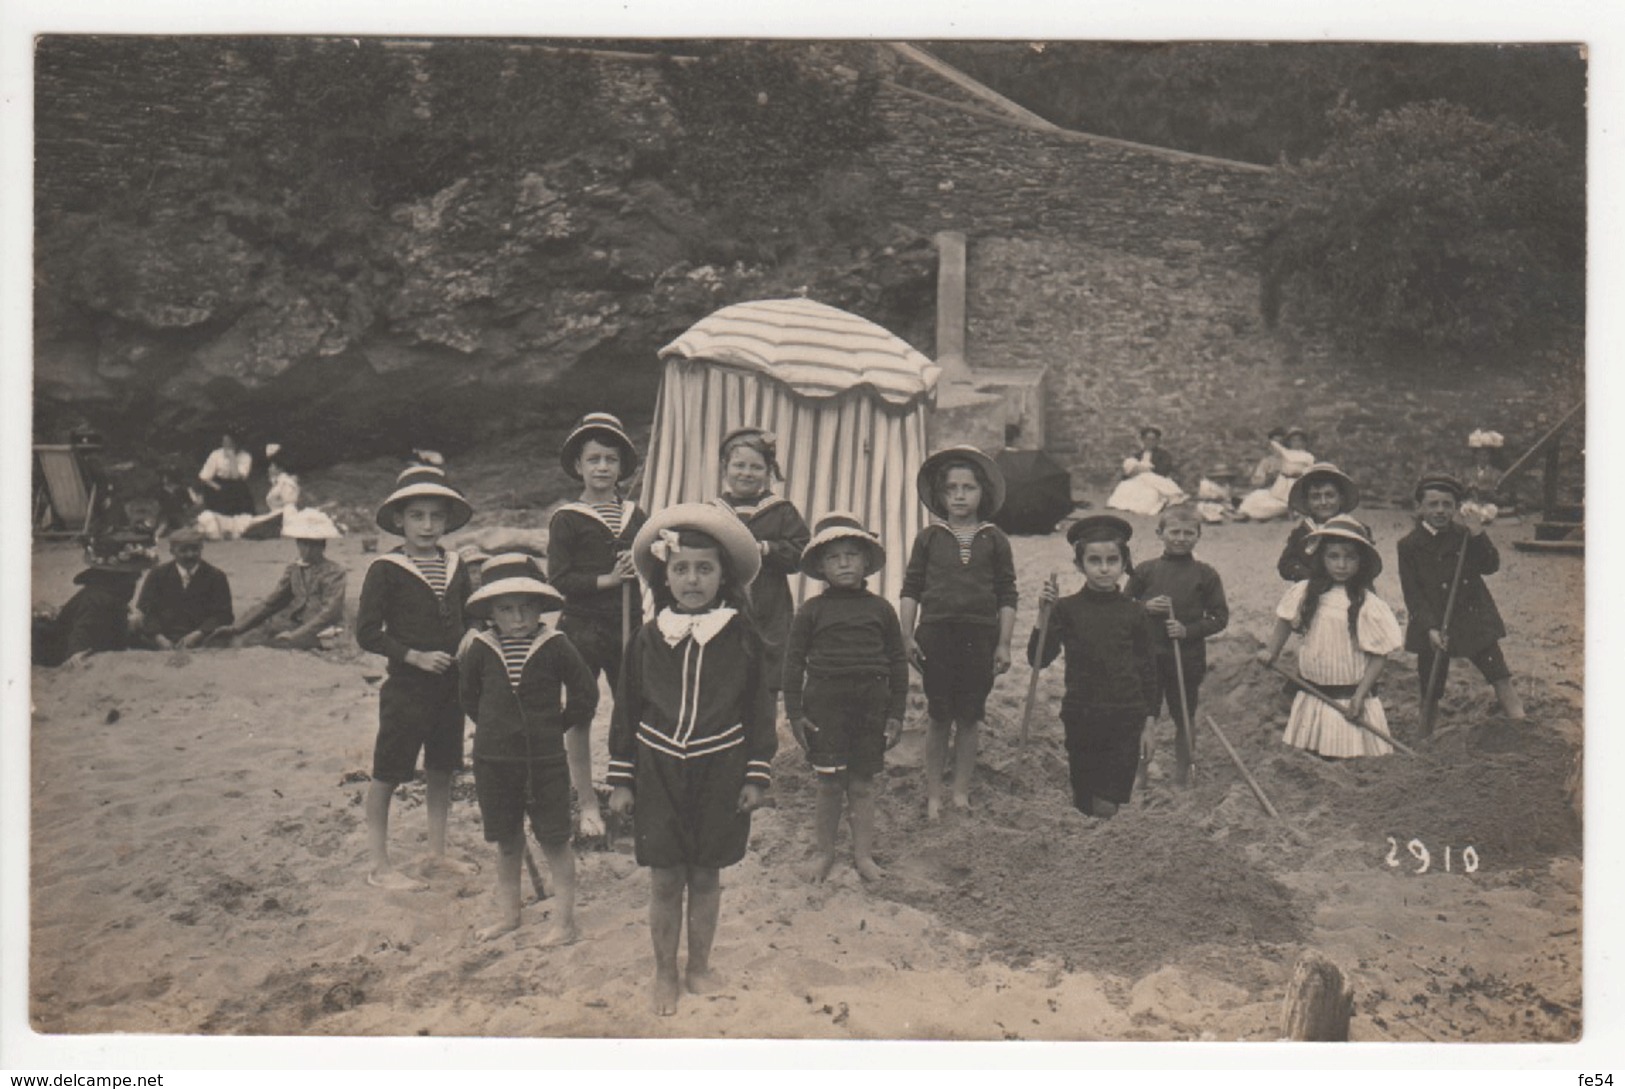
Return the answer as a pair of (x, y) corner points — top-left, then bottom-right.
(33, 445), (99, 538)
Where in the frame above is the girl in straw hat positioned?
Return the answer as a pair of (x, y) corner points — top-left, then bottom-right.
(549, 412), (649, 839)
(712, 427), (810, 711)
(356, 464), (477, 890)
(901, 445), (1018, 819)
(459, 555), (598, 945)
(607, 503), (776, 1016)
(1257, 515), (1404, 758)
(1277, 462), (1361, 582)
(783, 512), (907, 883)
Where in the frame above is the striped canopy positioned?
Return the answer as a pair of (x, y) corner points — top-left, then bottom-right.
(642, 299), (940, 605)
(657, 297), (942, 407)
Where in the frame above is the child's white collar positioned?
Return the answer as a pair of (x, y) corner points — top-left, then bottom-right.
(656, 607), (736, 647)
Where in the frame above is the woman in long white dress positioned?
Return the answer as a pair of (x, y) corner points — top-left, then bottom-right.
(1237, 426), (1314, 521)
(1105, 425), (1187, 516)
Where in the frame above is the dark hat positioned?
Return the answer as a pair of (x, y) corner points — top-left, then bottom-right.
(1283, 425), (1312, 444)
(1139, 423), (1163, 439)
(79, 529), (158, 576)
(918, 445), (1006, 520)
(1413, 471), (1466, 503)
(719, 427), (782, 479)
(1066, 514), (1133, 547)
(1306, 514), (1382, 577)
(632, 502), (762, 588)
(375, 464), (473, 535)
(465, 553), (565, 617)
(1289, 462), (1361, 516)
(800, 511), (885, 579)
(560, 412), (638, 482)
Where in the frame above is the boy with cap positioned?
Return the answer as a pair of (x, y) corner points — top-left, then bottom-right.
(219, 509), (348, 649)
(132, 525), (234, 650)
(459, 554), (598, 944)
(548, 412), (649, 839)
(1397, 472), (1526, 722)
(356, 465), (477, 890)
(783, 513), (909, 883)
(33, 530), (158, 667)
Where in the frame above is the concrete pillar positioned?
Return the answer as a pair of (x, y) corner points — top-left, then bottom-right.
(934, 231), (972, 384)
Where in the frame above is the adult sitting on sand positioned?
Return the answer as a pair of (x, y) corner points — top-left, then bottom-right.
(215, 509), (348, 650)
(195, 429), (255, 517)
(32, 530), (158, 668)
(131, 525), (234, 650)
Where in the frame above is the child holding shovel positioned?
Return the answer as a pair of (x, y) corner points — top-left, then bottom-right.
(1126, 503), (1229, 787)
(549, 412), (649, 838)
(1256, 515), (1404, 758)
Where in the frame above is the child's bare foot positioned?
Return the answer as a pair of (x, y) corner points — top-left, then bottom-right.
(950, 792), (971, 812)
(926, 796), (942, 822)
(420, 855), (480, 879)
(854, 855), (886, 882)
(578, 807), (606, 838)
(367, 868), (427, 891)
(800, 853), (837, 884)
(538, 918), (579, 947)
(475, 915), (520, 943)
(651, 967), (681, 1016)
(685, 965), (727, 995)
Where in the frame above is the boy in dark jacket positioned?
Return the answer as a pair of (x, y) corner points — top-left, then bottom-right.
(356, 465), (476, 890)
(459, 554), (597, 944)
(1397, 472), (1525, 722)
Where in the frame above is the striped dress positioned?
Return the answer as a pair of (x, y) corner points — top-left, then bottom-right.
(1276, 582), (1404, 758)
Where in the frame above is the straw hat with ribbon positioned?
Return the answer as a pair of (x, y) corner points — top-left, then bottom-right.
(632, 502), (762, 588)
(1288, 462), (1361, 517)
(375, 465), (472, 535)
(282, 508), (342, 540)
(799, 511), (886, 580)
(917, 444), (1007, 520)
(560, 412), (639, 482)
(1306, 514), (1382, 577)
(465, 553), (565, 618)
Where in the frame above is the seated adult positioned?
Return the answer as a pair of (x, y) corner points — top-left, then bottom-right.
(195, 430), (255, 516)
(132, 525), (234, 650)
(32, 530), (158, 667)
(216, 508), (347, 649)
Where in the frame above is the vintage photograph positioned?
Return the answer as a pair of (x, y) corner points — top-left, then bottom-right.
(19, 30), (1588, 1052)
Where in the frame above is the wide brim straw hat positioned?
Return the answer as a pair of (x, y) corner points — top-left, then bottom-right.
(282, 508), (342, 540)
(1413, 470), (1466, 504)
(1288, 462), (1361, 516)
(800, 511), (886, 579)
(1066, 514), (1133, 547)
(1306, 514), (1382, 577)
(465, 553), (565, 617)
(917, 444), (1006, 519)
(560, 412), (639, 482)
(632, 502), (762, 587)
(375, 465), (473, 535)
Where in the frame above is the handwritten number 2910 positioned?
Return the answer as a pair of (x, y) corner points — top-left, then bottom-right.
(1385, 837), (1478, 874)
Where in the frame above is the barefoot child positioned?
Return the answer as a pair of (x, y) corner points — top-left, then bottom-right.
(1277, 463), (1360, 582)
(1029, 516), (1158, 817)
(1397, 472), (1526, 721)
(549, 412), (649, 838)
(459, 554), (598, 943)
(1257, 515), (1404, 757)
(607, 504), (776, 1015)
(783, 513), (908, 883)
(356, 465), (476, 889)
(712, 427), (810, 714)
(1125, 503), (1229, 787)
(901, 446), (1018, 819)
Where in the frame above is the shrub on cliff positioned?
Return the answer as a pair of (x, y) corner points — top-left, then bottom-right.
(1262, 101), (1583, 355)
(661, 44), (885, 215)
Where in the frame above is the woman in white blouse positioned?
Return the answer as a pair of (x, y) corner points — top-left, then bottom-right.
(196, 431), (255, 516)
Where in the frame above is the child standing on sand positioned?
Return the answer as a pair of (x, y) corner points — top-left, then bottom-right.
(900, 445), (1018, 819)
(1030, 516), (1159, 818)
(548, 412), (649, 839)
(1277, 463), (1360, 583)
(356, 465), (476, 889)
(459, 554), (598, 944)
(711, 427), (810, 714)
(783, 513), (908, 883)
(1258, 515), (1404, 757)
(1125, 504), (1229, 787)
(1397, 472), (1526, 722)
(607, 504), (776, 1016)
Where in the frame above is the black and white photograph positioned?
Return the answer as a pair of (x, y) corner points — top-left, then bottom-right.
(4, 0), (1619, 1075)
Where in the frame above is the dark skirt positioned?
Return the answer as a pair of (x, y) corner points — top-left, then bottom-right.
(631, 740), (752, 870)
(203, 478), (255, 516)
(1061, 706), (1147, 812)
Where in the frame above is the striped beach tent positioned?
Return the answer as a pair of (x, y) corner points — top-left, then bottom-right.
(641, 298), (942, 605)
